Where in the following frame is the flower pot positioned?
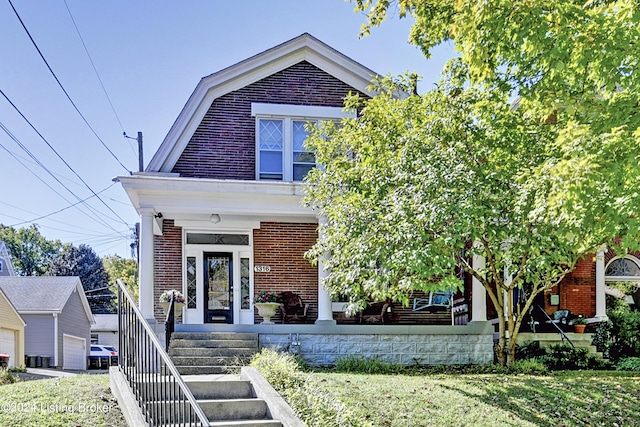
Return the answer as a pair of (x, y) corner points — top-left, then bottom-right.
(161, 301), (185, 316)
(574, 324), (586, 334)
(255, 302), (280, 324)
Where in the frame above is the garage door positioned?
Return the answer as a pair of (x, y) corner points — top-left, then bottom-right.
(63, 335), (86, 370)
(0, 329), (16, 369)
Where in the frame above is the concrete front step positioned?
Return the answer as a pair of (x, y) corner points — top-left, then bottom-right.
(171, 332), (259, 342)
(171, 339), (260, 349)
(148, 398), (268, 423)
(183, 375), (253, 400)
(177, 365), (242, 375)
(172, 356), (253, 367)
(170, 347), (258, 357)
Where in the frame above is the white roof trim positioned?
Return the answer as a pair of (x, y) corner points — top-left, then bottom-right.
(0, 287), (25, 326)
(0, 242), (16, 276)
(251, 103), (355, 119)
(147, 33), (377, 173)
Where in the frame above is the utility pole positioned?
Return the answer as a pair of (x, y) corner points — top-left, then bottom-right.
(124, 131), (144, 172)
(137, 131), (143, 172)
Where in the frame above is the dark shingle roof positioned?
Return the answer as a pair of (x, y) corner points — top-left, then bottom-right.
(0, 276), (81, 312)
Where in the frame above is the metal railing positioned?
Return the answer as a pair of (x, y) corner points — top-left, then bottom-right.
(534, 304), (574, 348)
(116, 279), (209, 426)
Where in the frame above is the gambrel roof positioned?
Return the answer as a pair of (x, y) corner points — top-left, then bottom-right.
(147, 33), (378, 173)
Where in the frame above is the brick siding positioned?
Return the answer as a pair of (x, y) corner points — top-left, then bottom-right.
(153, 220), (183, 320)
(253, 222), (318, 322)
(172, 61), (368, 179)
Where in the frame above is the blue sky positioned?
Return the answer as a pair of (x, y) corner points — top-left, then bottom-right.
(0, 0), (455, 258)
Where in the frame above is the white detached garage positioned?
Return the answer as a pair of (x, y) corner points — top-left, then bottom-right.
(0, 277), (94, 370)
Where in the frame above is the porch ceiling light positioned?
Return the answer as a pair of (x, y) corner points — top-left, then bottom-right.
(210, 214), (221, 224)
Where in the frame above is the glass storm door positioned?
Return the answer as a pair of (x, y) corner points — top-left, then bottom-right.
(204, 253), (233, 323)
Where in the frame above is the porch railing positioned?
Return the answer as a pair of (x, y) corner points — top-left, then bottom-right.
(116, 279), (209, 426)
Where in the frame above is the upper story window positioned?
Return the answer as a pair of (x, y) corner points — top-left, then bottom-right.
(252, 103), (354, 182)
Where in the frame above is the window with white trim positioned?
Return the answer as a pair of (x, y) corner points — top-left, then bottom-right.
(252, 103), (354, 182)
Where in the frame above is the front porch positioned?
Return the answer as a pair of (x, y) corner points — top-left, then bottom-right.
(172, 321), (495, 366)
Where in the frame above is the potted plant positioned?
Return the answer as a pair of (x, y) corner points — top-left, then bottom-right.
(254, 290), (281, 324)
(573, 316), (588, 333)
(159, 289), (186, 314)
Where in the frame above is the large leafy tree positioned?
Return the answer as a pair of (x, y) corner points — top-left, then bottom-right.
(304, 1), (640, 364)
(0, 224), (61, 276)
(102, 254), (138, 303)
(47, 244), (115, 313)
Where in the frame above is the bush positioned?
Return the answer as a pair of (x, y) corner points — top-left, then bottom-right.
(516, 341), (547, 360)
(542, 344), (609, 370)
(507, 358), (549, 375)
(616, 357), (640, 372)
(0, 368), (17, 385)
(250, 348), (371, 427)
(606, 299), (640, 361)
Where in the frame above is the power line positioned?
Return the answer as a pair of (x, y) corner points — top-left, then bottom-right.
(0, 92), (131, 230)
(7, 0), (132, 174)
(0, 119), (119, 233)
(62, 0), (126, 134)
(7, 183), (117, 227)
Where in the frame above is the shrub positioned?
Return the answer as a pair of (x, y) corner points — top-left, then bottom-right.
(250, 348), (371, 427)
(616, 357), (640, 372)
(606, 299), (640, 361)
(516, 341), (547, 361)
(0, 368), (17, 385)
(507, 358), (549, 375)
(542, 344), (609, 370)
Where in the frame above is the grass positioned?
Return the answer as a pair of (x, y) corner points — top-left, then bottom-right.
(312, 370), (640, 427)
(0, 373), (127, 427)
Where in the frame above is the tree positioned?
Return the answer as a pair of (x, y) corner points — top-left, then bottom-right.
(304, 1), (640, 364)
(0, 224), (61, 276)
(102, 254), (138, 303)
(47, 244), (115, 313)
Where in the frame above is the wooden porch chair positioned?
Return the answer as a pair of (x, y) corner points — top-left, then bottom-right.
(279, 291), (310, 324)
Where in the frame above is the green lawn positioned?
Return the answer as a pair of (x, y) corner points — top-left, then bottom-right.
(312, 371), (640, 427)
(0, 374), (126, 427)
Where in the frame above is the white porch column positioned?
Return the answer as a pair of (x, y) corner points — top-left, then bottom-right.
(595, 245), (608, 320)
(471, 252), (487, 322)
(316, 216), (335, 325)
(139, 210), (155, 319)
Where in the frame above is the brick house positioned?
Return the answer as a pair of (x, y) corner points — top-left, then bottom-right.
(116, 33), (633, 364)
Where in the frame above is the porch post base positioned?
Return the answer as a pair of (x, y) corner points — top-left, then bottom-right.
(314, 319), (337, 326)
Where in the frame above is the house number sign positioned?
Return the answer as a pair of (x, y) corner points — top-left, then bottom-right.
(254, 265), (271, 273)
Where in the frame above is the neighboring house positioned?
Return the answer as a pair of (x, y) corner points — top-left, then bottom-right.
(0, 287), (25, 369)
(116, 33), (626, 364)
(0, 241), (16, 277)
(0, 277), (94, 370)
(91, 314), (118, 349)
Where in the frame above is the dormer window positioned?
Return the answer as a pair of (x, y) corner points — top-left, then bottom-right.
(252, 103), (354, 182)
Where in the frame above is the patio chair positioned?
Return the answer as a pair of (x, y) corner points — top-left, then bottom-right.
(359, 301), (391, 324)
(279, 291), (310, 324)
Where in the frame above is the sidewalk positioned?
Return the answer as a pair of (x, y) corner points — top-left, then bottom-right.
(15, 368), (93, 381)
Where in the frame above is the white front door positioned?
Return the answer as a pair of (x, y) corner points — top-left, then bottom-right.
(0, 329), (16, 368)
(63, 335), (86, 370)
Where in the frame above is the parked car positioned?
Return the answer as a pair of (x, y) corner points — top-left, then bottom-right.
(89, 345), (118, 369)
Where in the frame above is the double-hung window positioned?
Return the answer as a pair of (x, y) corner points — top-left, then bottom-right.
(252, 103), (353, 182)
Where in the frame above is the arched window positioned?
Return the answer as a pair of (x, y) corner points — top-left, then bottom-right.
(605, 256), (640, 281)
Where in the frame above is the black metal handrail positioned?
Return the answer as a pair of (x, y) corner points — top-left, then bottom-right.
(165, 294), (176, 352)
(116, 279), (209, 426)
(535, 304), (574, 348)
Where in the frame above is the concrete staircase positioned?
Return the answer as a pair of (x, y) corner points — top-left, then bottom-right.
(161, 332), (296, 426)
(169, 332), (260, 375)
(517, 332), (602, 357)
(179, 374), (282, 427)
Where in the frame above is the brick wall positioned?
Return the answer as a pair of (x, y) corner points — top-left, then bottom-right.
(153, 220), (183, 320)
(253, 222), (318, 322)
(172, 61), (368, 179)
